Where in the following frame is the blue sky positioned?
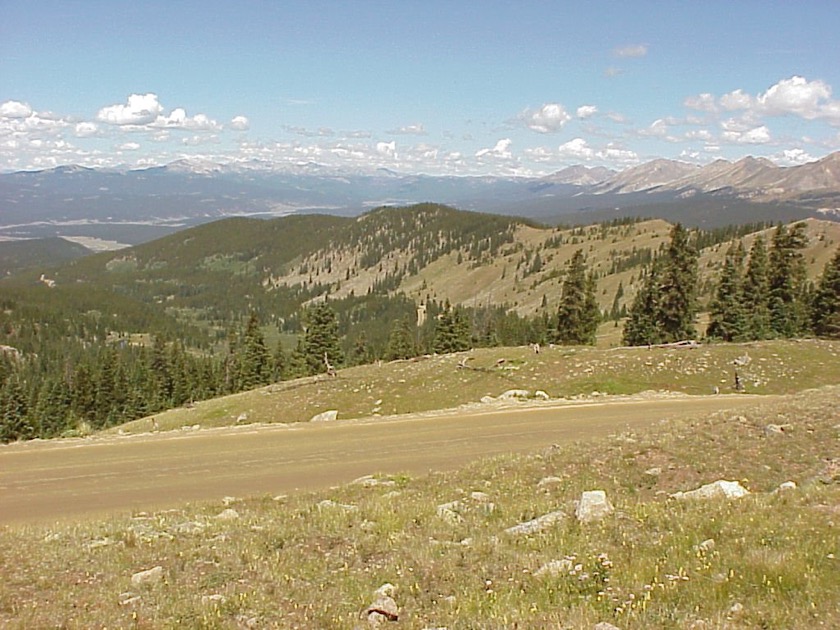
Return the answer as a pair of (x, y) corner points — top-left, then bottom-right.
(2, 1), (839, 174)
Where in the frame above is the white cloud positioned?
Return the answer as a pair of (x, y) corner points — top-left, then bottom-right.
(597, 143), (639, 165)
(387, 123), (426, 135)
(376, 140), (396, 157)
(154, 108), (222, 131)
(576, 105), (598, 119)
(684, 93), (718, 113)
(97, 93), (164, 126)
(614, 44), (648, 58)
(720, 89), (753, 111)
(775, 148), (814, 165)
(757, 76), (833, 119)
(722, 125), (771, 144)
(230, 115), (250, 131)
(116, 142), (140, 151)
(74, 122), (99, 138)
(0, 100), (33, 118)
(523, 103), (571, 133)
(557, 137), (595, 160)
(475, 138), (512, 159)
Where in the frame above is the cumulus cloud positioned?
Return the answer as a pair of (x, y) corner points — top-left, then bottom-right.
(614, 44), (648, 58)
(722, 125), (771, 144)
(387, 123), (426, 135)
(720, 89), (753, 111)
(116, 142), (140, 151)
(684, 93), (718, 113)
(97, 93), (164, 126)
(376, 140), (396, 157)
(0, 100), (33, 118)
(74, 122), (99, 137)
(558, 138), (595, 160)
(523, 104), (571, 133)
(154, 108), (222, 131)
(230, 115), (250, 131)
(776, 148), (814, 165)
(576, 105), (598, 119)
(475, 138), (513, 159)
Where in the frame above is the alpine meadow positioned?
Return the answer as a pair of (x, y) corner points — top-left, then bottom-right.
(3, 3), (840, 628)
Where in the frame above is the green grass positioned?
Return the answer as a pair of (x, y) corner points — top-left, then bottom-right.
(2, 385), (838, 628)
(112, 338), (840, 435)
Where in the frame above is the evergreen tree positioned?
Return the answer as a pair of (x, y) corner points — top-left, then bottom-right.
(768, 223), (809, 337)
(271, 338), (288, 381)
(433, 301), (472, 353)
(742, 235), (771, 340)
(385, 317), (416, 360)
(0, 375), (33, 443)
(240, 312), (271, 389)
(556, 250), (599, 345)
(622, 258), (664, 346)
(811, 246), (840, 338)
(706, 243), (747, 342)
(71, 363), (96, 425)
(302, 301), (343, 374)
(658, 223), (699, 342)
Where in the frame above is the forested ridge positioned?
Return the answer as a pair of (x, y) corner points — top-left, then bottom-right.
(1, 204), (839, 441)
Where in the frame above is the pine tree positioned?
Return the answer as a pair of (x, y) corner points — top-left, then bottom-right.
(658, 223), (699, 342)
(433, 301), (472, 353)
(556, 250), (599, 345)
(768, 223), (809, 337)
(240, 312), (271, 389)
(622, 258), (664, 346)
(0, 375), (33, 443)
(272, 338), (287, 381)
(302, 301), (343, 375)
(742, 235), (771, 340)
(706, 243), (747, 342)
(811, 246), (840, 338)
(385, 317), (416, 360)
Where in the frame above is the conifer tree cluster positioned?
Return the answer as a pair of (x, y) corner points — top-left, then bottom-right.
(706, 223), (835, 341)
(555, 250), (600, 345)
(623, 224), (699, 345)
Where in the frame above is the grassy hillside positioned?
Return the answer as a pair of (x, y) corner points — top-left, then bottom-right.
(2, 382), (837, 628)
(112, 338), (840, 435)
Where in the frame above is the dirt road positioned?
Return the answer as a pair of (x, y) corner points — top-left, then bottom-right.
(0, 396), (768, 525)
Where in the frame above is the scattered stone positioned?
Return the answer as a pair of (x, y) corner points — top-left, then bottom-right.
(201, 594), (227, 606)
(480, 395), (496, 404)
(470, 491), (490, 503)
(353, 475), (397, 488)
(272, 494), (287, 502)
(594, 623), (622, 630)
(236, 412), (249, 423)
(222, 496), (239, 506)
(671, 480), (750, 501)
(764, 423), (790, 437)
(534, 558), (574, 577)
(310, 409), (339, 423)
(537, 476), (563, 489)
(728, 602), (745, 616)
(695, 539), (716, 553)
(776, 481), (797, 493)
(575, 490), (614, 523)
(131, 566), (164, 587)
(817, 458), (840, 484)
(534, 390), (550, 400)
(215, 508), (240, 521)
(86, 537), (114, 550)
(374, 583), (396, 598)
(436, 501), (464, 525)
(363, 584), (399, 626)
(119, 592), (141, 606)
(644, 467), (663, 477)
(499, 389), (530, 400)
(504, 510), (566, 536)
(317, 499), (357, 511)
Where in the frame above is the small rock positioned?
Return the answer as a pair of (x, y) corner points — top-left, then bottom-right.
(364, 595), (399, 624)
(671, 480), (750, 501)
(470, 491), (490, 503)
(534, 558), (574, 577)
(594, 623), (622, 630)
(236, 412), (248, 423)
(504, 510), (566, 536)
(575, 490), (614, 523)
(537, 476), (563, 489)
(695, 539), (716, 553)
(534, 390), (550, 400)
(317, 499), (357, 511)
(310, 410), (338, 423)
(764, 423), (790, 437)
(776, 481), (797, 493)
(729, 602), (744, 616)
(499, 389), (530, 400)
(119, 592), (142, 606)
(131, 566), (164, 587)
(215, 508), (240, 521)
(222, 496), (238, 506)
(436, 501), (464, 525)
(480, 395), (496, 404)
(201, 594), (227, 606)
(644, 467), (662, 477)
(374, 583), (396, 598)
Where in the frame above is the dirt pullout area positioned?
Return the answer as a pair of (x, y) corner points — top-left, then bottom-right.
(0, 395), (770, 525)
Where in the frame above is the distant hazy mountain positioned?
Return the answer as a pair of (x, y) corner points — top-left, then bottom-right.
(1, 153), (838, 245)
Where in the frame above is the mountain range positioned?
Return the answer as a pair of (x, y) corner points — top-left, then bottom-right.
(1, 152), (839, 247)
